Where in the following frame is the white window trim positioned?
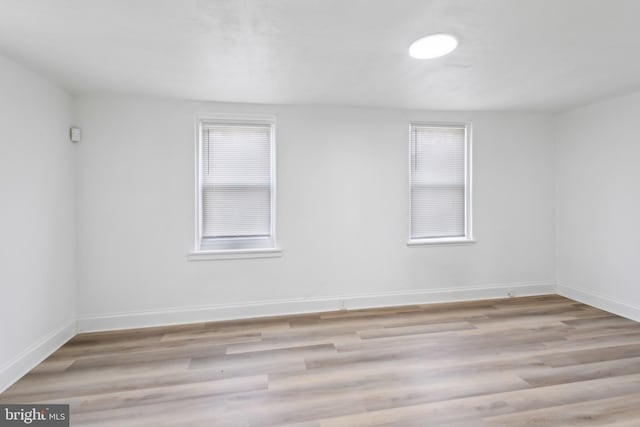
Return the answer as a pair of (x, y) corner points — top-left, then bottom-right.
(407, 121), (474, 246)
(190, 113), (281, 260)
(188, 248), (283, 261)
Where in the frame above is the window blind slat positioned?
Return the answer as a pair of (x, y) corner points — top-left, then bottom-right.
(410, 125), (467, 239)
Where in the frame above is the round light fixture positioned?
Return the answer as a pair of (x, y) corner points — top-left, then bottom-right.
(409, 34), (458, 59)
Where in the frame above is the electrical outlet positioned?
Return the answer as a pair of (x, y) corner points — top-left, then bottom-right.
(339, 300), (347, 311)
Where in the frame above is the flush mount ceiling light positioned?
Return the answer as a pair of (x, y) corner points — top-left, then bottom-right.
(409, 34), (458, 59)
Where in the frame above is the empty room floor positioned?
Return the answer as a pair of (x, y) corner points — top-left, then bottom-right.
(3, 295), (640, 426)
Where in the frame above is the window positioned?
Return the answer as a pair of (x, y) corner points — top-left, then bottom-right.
(409, 123), (472, 244)
(193, 115), (278, 256)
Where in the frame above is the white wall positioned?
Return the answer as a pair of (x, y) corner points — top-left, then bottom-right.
(75, 95), (555, 330)
(0, 53), (76, 390)
(556, 90), (640, 320)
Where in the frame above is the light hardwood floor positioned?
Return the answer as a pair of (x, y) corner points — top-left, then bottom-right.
(3, 295), (640, 426)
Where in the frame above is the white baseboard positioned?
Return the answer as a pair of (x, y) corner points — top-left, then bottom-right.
(558, 284), (640, 323)
(77, 281), (555, 332)
(0, 320), (76, 394)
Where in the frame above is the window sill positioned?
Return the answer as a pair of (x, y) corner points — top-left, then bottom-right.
(188, 248), (283, 261)
(408, 237), (476, 246)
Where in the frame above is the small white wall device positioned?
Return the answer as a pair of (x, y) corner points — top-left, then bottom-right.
(70, 127), (81, 143)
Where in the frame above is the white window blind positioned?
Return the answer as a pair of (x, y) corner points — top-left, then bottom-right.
(198, 120), (275, 251)
(409, 124), (470, 241)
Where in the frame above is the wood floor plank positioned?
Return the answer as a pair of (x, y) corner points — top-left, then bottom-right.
(537, 343), (640, 367)
(484, 392), (640, 426)
(520, 356), (640, 387)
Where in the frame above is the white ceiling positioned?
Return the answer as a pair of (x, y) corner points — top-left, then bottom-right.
(1, 0), (640, 111)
